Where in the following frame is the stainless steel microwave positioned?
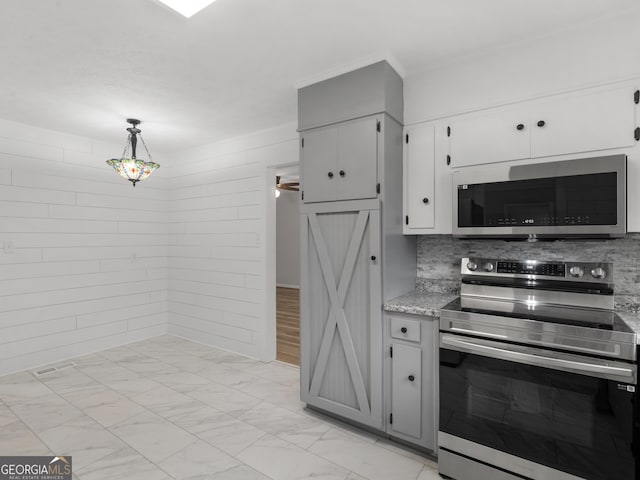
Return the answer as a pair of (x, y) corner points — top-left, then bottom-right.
(453, 155), (627, 238)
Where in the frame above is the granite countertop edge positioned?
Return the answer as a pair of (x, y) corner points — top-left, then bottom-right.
(383, 290), (457, 318)
(385, 290), (640, 342)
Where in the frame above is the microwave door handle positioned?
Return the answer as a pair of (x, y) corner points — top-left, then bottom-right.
(441, 334), (636, 382)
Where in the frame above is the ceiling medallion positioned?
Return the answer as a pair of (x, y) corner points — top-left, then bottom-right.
(106, 118), (160, 187)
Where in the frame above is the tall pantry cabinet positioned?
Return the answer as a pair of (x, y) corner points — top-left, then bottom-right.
(298, 61), (416, 429)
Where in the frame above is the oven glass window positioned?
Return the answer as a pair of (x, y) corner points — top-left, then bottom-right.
(457, 172), (617, 228)
(440, 348), (635, 480)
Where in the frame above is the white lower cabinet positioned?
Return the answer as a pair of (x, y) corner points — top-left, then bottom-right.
(384, 312), (438, 452)
(390, 343), (422, 439)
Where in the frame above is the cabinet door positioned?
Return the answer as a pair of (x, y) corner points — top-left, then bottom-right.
(405, 125), (435, 229)
(300, 206), (382, 428)
(337, 117), (378, 201)
(301, 128), (338, 203)
(530, 85), (636, 158)
(391, 343), (422, 439)
(448, 107), (530, 167)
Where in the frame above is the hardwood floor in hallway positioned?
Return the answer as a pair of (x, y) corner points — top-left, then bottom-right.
(276, 287), (300, 366)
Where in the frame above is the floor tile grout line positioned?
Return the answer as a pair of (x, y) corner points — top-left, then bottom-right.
(233, 430), (359, 480)
(23, 345), (208, 474)
(1, 370), (104, 459)
(303, 426), (430, 479)
(2, 336), (434, 480)
(89, 342), (300, 472)
(1, 338), (290, 478)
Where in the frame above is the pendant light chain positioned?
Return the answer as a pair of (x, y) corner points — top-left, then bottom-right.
(138, 133), (153, 162)
(120, 133), (132, 159)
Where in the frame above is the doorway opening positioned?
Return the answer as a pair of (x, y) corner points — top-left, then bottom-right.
(275, 166), (300, 365)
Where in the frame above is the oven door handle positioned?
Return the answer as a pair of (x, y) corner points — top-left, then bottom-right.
(441, 333), (637, 382)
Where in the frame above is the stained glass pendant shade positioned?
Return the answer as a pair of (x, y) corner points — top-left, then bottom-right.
(106, 118), (159, 187)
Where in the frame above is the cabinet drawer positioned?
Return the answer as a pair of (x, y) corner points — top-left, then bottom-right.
(390, 317), (421, 342)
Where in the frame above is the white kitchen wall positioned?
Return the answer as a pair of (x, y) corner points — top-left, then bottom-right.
(276, 189), (300, 288)
(0, 119), (170, 376)
(405, 9), (640, 124)
(164, 123), (298, 359)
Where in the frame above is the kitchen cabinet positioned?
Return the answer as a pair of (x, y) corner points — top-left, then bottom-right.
(301, 116), (379, 203)
(300, 201), (383, 428)
(447, 107), (530, 168)
(384, 312), (438, 451)
(447, 84), (637, 168)
(298, 61), (416, 431)
(530, 85), (636, 158)
(404, 124), (436, 229)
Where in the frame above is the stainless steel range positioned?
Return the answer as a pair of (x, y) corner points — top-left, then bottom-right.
(438, 257), (638, 480)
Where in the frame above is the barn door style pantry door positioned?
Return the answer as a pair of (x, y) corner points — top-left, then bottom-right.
(300, 201), (382, 428)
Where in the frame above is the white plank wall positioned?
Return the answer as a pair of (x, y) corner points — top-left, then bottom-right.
(0, 119), (170, 376)
(165, 124), (298, 359)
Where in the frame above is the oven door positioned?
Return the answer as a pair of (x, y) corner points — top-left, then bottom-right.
(439, 333), (638, 480)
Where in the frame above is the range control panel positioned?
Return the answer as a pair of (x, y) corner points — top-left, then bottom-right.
(496, 261), (565, 276)
(461, 257), (613, 284)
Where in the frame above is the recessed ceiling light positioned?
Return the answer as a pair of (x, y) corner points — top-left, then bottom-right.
(154, 0), (217, 18)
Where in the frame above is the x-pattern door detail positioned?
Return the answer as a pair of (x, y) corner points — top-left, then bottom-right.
(308, 210), (371, 415)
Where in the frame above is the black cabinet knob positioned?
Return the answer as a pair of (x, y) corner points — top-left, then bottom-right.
(408, 375), (415, 382)
(371, 255), (376, 261)
(339, 170), (345, 177)
(516, 124), (525, 131)
(400, 327), (407, 333)
(537, 120), (546, 127)
(328, 171), (334, 178)
(422, 197), (429, 204)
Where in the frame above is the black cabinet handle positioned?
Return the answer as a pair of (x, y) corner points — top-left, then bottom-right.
(422, 197), (429, 204)
(400, 327), (407, 333)
(328, 171), (334, 178)
(408, 375), (415, 382)
(537, 120), (546, 127)
(371, 255), (376, 261)
(516, 124), (525, 131)
(339, 170), (345, 177)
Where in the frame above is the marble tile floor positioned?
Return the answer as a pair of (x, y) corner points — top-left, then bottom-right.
(0, 335), (440, 480)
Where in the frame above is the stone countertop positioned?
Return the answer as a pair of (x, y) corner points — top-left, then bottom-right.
(618, 311), (640, 341)
(384, 290), (457, 318)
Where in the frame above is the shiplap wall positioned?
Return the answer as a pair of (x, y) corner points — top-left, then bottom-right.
(0, 118), (169, 376)
(165, 123), (298, 359)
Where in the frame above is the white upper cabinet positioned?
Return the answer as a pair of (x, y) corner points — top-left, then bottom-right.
(336, 117), (378, 201)
(404, 124), (435, 229)
(446, 84), (637, 168)
(301, 116), (378, 203)
(448, 107), (530, 168)
(530, 85), (636, 158)
(300, 127), (338, 203)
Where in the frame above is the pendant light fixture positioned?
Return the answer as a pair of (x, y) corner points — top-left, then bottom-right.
(106, 119), (160, 187)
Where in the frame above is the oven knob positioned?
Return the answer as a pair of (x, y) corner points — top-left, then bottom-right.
(591, 267), (607, 279)
(467, 261), (478, 271)
(483, 262), (494, 272)
(569, 266), (584, 278)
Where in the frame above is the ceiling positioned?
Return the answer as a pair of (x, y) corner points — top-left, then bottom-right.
(0, 0), (637, 152)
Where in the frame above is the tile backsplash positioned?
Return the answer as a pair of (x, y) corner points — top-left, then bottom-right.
(416, 234), (640, 313)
